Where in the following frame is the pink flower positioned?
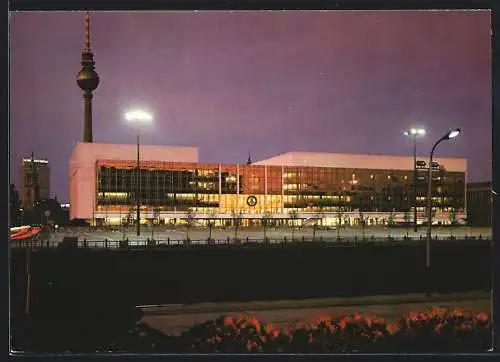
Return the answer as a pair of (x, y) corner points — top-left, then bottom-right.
(328, 323), (337, 332)
(475, 312), (489, 322)
(247, 316), (261, 331)
(264, 323), (274, 333)
(339, 319), (348, 329)
(387, 323), (398, 335)
(370, 317), (385, 326)
(236, 314), (248, 327)
(408, 312), (418, 322)
(223, 316), (234, 326)
(354, 313), (364, 322)
(271, 328), (280, 338)
(315, 315), (332, 325)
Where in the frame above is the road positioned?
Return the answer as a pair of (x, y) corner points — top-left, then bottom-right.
(140, 292), (491, 336)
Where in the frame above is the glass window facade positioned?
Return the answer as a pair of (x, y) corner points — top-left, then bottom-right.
(94, 160), (465, 225)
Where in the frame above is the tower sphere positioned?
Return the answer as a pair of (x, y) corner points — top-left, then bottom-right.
(77, 69), (100, 91)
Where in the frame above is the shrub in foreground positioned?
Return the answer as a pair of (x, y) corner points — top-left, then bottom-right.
(179, 308), (491, 353)
(13, 307), (491, 353)
(393, 307), (491, 352)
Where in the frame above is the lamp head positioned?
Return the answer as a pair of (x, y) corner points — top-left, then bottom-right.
(446, 128), (461, 139)
(124, 110), (153, 123)
(404, 128), (426, 136)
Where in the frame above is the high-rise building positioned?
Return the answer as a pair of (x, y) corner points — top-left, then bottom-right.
(19, 155), (50, 208)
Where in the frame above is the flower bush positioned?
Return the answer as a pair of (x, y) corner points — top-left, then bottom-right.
(393, 307), (492, 353)
(177, 308), (491, 353)
(179, 314), (284, 353)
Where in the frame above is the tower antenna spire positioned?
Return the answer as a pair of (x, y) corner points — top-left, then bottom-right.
(84, 11), (91, 53)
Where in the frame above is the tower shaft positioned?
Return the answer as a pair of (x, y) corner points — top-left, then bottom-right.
(83, 91), (93, 143)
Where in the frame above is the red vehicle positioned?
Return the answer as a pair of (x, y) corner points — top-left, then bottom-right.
(10, 226), (42, 241)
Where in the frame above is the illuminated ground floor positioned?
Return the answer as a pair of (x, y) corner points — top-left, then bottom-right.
(90, 208), (466, 227)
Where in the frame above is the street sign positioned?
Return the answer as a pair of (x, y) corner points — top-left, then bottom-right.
(415, 160), (427, 168)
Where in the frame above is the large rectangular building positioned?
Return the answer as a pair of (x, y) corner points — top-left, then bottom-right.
(69, 144), (467, 226)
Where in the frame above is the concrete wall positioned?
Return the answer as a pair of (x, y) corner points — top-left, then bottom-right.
(11, 241), (490, 306)
(255, 152), (467, 173)
(69, 143), (199, 220)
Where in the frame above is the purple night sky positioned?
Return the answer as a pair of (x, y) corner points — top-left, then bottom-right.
(10, 10), (491, 202)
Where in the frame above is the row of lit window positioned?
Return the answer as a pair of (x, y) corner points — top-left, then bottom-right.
(283, 172), (413, 181)
(97, 172), (460, 190)
(96, 205), (463, 215)
(96, 180), (464, 198)
(99, 162), (462, 175)
(98, 191), (459, 200)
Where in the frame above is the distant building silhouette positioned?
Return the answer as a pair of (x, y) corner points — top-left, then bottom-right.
(19, 154), (50, 209)
(9, 184), (21, 226)
(467, 181), (492, 226)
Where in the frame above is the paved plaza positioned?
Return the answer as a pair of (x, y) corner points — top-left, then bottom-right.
(42, 225), (492, 243)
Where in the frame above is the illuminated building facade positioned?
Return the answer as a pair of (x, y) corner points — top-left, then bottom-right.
(69, 144), (467, 226)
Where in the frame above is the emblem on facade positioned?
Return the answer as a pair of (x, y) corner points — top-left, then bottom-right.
(247, 195), (258, 207)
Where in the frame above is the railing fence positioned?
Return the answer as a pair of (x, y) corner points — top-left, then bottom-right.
(10, 234), (490, 250)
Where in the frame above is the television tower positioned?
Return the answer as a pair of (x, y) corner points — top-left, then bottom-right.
(76, 11), (100, 143)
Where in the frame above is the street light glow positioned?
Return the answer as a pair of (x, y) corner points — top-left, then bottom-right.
(446, 128), (461, 139)
(404, 128), (426, 136)
(124, 110), (153, 123)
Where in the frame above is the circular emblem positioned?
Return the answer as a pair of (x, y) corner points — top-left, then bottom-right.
(246, 195), (258, 207)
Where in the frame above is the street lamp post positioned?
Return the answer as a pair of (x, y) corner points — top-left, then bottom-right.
(404, 128), (426, 232)
(136, 132), (140, 236)
(426, 128), (461, 289)
(124, 110), (153, 237)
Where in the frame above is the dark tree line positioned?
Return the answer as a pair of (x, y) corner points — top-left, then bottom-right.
(9, 184), (67, 227)
(10, 184), (21, 226)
